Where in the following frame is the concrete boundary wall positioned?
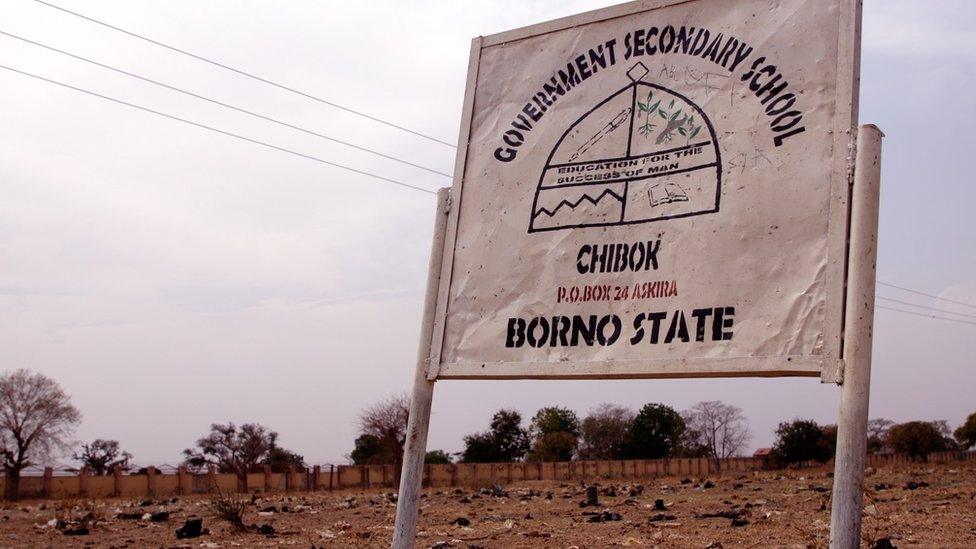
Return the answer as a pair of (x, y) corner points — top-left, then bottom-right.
(2, 451), (972, 501)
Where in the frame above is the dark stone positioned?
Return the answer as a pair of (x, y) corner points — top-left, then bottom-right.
(871, 537), (897, 549)
(654, 499), (667, 511)
(586, 510), (622, 523)
(648, 513), (676, 522)
(61, 526), (89, 536)
(254, 523), (276, 537)
(730, 516), (749, 527)
(702, 481), (716, 489)
(904, 480), (929, 490)
(117, 512), (143, 520)
(585, 485), (599, 507)
(874, 483), (892, 491)
(451, 517), (471, 527)
(175, 518), (204, 539)
(149, 511), (169, 522)
(697, 509), (745, 519)
(459, 497), (471, 504)
(680, 478), (692, 485)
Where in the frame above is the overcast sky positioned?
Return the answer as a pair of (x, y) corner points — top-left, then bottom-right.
(1, 0), (974, 466)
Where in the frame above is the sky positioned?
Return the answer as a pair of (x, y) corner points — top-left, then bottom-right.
(1, 0), (974, 467)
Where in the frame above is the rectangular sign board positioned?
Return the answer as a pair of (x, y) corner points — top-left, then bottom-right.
(428, 0), (860, 380)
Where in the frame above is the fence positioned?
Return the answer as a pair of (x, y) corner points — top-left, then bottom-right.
(2, 450), (973, 501)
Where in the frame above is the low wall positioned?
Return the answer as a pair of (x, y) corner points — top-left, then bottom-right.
(2, 450), (973, 501)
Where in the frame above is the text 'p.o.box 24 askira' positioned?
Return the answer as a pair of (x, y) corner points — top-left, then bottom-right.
(427, 0), (860, 381)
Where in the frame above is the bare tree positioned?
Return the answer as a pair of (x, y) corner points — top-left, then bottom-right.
(683, 401), (751, 464)
(357, 393), (409, 470)
(183, 423), (276, 492)
(866, 418), (894, 454)
(74, 439), (133, 475)
(578, 403), (634, 460)
(0, 369), (81, 500)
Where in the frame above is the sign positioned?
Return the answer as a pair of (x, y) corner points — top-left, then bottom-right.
(428, 0), (860, 380)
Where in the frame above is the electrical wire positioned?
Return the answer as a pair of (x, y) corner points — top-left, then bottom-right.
(0, 30), (452, 178)
(875, 295), (976, 320)
(877, 281), (976, 310)
(0, 64), (436, 195)
(876, 305), (976, 327)
(33, 0), (457, 148)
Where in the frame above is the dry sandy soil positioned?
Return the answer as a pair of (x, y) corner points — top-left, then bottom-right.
(1, 463), (974, 548)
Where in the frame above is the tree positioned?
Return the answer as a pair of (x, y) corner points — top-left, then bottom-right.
(183, 423), (276, 491)
(350, 434), (385, 465)
(577, 404), (634, 460)
(73, 439), (132, 475)
(682, 401), (751, 463)
(626, 403), (685, 459)
(887, 421), (951, 459)
(356, 393), (410, 469)
(771, 419), (833, 465)
(265, 443), (305, 473)
(955, 412), (976, 449)
(461, 409), (529, 463)
(0, 369), (81, 500)
(866, 418), (895, 454)
(527, 406), (580, 462)
(425, 450), (452, 464)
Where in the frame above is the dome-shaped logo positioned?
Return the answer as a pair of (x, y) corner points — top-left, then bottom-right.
(529, 62), (722, 233)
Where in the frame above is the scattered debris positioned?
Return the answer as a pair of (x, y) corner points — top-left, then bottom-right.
(697, 509), (745, 519)
(580, 485), (598, 507)
(174, 518), (204, 539)
(450, 517), (470, 527)
(585, 510), (622, 523)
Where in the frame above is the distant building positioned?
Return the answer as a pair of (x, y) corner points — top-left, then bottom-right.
(753, 447), (774, 470)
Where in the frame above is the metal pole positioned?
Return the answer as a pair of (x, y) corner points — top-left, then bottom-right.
(392, 188), (451, 548)
(829, 124), (883, 549)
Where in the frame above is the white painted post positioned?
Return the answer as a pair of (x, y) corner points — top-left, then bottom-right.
(829, 125), (883, 549)
(392, 188), (451, 549)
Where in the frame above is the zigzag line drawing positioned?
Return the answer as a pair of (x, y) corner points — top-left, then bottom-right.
(532, 188), (624, 219)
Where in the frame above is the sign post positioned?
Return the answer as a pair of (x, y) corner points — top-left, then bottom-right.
(393, 1), (873, 547)
(829, 125), (882, 549)
(393, 189), (450, 548)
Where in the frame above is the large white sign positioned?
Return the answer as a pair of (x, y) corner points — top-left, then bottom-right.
(428, 0), (860, 380)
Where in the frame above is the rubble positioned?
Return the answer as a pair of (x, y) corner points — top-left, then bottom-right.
(174, 518), (204, 539)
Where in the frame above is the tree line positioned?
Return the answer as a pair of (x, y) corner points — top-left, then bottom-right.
(3, 369), (976, 501)
(350, 392), (976, 470)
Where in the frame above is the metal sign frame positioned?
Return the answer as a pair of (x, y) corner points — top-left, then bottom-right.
(424, 0), (862, 383)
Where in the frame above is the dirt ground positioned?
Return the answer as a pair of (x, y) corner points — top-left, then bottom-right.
(1, 463), (974, 548)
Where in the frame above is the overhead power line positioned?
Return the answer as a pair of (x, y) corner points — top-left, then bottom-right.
(0, 64), (436, 195)
(877, 305), (976, 327)
(0, 30), (452, 178)
(33, 0), (457, 148)
(877, 280), (976, 311)
(875, 295), (976, 320)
